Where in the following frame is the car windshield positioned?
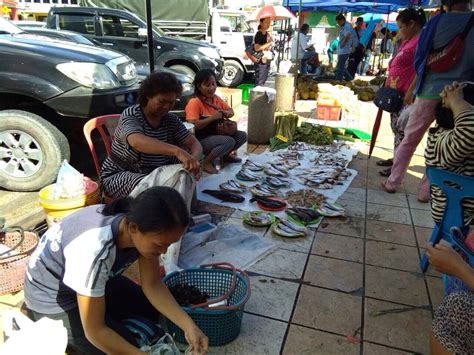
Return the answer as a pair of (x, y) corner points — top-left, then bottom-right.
(127, 12), (165, 37)
(0, 18), (23, 35)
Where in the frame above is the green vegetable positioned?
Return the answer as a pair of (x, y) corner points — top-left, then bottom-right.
(275, 112), (299, 141)
(294, 123), (333, 145)
(269, 136), (290, 151)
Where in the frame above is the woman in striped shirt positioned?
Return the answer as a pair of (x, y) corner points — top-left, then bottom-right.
(425, 82), (474, 224)
(101, 72), (203, 199)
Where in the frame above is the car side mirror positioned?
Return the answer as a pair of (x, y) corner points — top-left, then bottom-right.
(138, 28), (147, 39)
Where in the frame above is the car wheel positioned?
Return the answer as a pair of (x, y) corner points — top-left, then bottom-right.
(0, 110), (70, 191)
(168, 65), (196, 79)
(218, 60), (245, 87)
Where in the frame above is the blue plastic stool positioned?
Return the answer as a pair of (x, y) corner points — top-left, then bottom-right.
(420, 167), (474, 272)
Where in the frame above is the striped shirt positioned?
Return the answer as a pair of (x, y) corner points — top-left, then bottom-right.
(24, 206), (138, 314)
(100, 105), (191, 178)
(425, 110), (474, 224)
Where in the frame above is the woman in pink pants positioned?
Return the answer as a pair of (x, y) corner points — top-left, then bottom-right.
(382, 0), (474, 201)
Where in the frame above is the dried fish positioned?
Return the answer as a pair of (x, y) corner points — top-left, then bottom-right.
(286, 207), (321, 225)
(244, 211), (273, 226)
(202, 190), (244, 203)
(285, 189), (326, 208)
(317, 201), (345, 217)
(265, 165), (289, 177)
(236, 168), (260, 181)
(264, 176), (291, 188)
(219, 180), (247, 193)
(250, 196), (287, 209)
(250, 184), (278, 197)
(243, 160), (264, 171)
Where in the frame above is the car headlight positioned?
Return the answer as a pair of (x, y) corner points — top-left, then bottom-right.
(199, 47), (221, 60)
(56, 62), (121, 90)
(182, 83), (194, 95)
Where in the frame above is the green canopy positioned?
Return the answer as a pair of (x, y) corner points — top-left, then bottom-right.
(306, 11), (337, 27)
(79, 0), (209, 22)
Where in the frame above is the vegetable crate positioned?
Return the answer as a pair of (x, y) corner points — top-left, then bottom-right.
(162, 263), (250, 346)
(316, 104), (342, 121)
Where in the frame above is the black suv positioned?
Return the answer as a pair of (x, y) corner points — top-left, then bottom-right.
(46, 7), (224, 79)
(0, 19), (191, 192)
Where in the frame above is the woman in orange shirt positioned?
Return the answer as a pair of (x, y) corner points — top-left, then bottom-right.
(185, 69), (247, 174)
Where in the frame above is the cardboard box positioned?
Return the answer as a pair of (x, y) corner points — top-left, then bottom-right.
(216, 87), (242, 108)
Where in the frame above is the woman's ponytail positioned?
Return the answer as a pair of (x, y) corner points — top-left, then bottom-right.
(101, 197), (133, 216)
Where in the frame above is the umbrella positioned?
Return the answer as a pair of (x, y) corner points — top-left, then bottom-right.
(247, 5), (296, 22)
(368, 108), (384, 158)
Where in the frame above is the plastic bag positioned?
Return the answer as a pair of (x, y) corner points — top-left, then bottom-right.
(0, 310), (68, 355)
(51, 160), (85, 199)
(396, 105), (414, 131)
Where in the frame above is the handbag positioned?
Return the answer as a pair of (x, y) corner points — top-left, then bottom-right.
(216, 119), (237, 136)
(245, 43), (264, 64)
(426, 14), (474, 73)
(373, 87), (404, 113)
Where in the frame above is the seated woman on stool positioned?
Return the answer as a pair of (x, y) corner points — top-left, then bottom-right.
(185, 69), (247, 174)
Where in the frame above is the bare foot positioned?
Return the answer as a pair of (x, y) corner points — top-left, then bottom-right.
(203, 163), (218, 174)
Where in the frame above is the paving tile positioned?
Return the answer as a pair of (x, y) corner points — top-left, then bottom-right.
(245, 275), (299, 321)
(248, 248), (307, 279)
(208, 313), (287, 354)
(318, 216), (365, 238)
(367, 189), (408, 208)
(363, 342), (414, 354)
(304, 255), (363, 293)
(366, 265), (429, 306)
(366, 240), (421, 273)
(414, 226), (433, 249)
(340, 187), (366, 202)
(364, 298), (431, 354)
(411, 208), (435, 228)
(366, 220), (417, 246)
(426, 276), (445, 310)
(337, 198), (366, 218)
(311, 232), (363, 263)
(283, 325), (360, 355)
(264, 227), (315, 254)
(292, 285), (362, 335)
(407, 194), (431, 211)
(221, 217), (268, 237)
(350, 175), (367, 188)
(367, 204), (412, 225)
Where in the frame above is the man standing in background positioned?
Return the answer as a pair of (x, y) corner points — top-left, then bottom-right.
(335, 14), (355, 81)
(348, 17), (366, 77)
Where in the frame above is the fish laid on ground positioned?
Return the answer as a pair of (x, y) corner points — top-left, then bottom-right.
(279, 219), (307, 234)
(236, 168), (260, 181)
(272, 220), (306, 238)
(245, 212), (273, 226)
(317, 201), (345, 217)
(286, 207), (321, 225)
(250, 196), (287, 209)
(264, 176), (291, 188)
(219, 180), (247, 193)
(265, 166), (288, 177)
(250, 184), (277, 197)
(243, 160), (264, 171)
(202, 189), (244, 203)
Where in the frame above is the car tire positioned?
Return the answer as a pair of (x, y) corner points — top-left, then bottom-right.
(218, 60), (245, 87)
(169, 64), (196, 79)
(0, 110), (70, 191)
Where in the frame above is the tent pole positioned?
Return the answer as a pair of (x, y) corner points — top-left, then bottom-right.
(295, 0), (302, 72)
(145, 0), (155, 73)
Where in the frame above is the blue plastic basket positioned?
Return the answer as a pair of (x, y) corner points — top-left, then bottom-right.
(162, 263), (250, 346)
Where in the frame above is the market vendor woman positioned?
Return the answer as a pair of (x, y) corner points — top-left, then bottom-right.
(24, 186), (208, 354)
(101, 72), (202, 199)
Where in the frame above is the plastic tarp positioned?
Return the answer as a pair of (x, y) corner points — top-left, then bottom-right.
(285, 0), (430, 13)
(79, 0), (209, 22)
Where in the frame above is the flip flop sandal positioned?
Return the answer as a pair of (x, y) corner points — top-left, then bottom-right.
(376, 159), (393, 167)
(378, 168), (392, 177)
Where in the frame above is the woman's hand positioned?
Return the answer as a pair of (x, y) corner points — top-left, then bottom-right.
(441, 81), (466, 110)
(184, 324), (208, 355)
(426, 244), (468, 278)
(176, 148), (200, 175)
(209, 110), (224, 121)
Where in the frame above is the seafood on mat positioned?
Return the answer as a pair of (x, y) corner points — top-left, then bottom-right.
(276, 150), (303, 160)
(272, 219), (307, 238)
(243, 211), (275, 227)
(202, 189), (244, 203)
(264, 165), (289, 177)
(298, 166), (352, 189)
(286, 207), (321, 225)
(311, 156), (348, 168)
(243, 160), (264, 171)
(317, 201), (346, 217)
(250, 184), (278, 197)
(264, 176), (291, 188)
(250, 196), (287, 210)
(219, 180), (247, 193)
(285, 189), (326, 208)
(236, 168), (260, 181)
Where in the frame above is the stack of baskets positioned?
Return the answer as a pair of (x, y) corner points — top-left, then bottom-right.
(0, 225), (39, 295)
(163, 262), (251, 346)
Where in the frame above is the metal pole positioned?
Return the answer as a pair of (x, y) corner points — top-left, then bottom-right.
(145, 0), (155, 73)
(295, 0), (302, 71)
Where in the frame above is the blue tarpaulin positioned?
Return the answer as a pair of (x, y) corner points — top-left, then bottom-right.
(285, 0), (429, 13)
